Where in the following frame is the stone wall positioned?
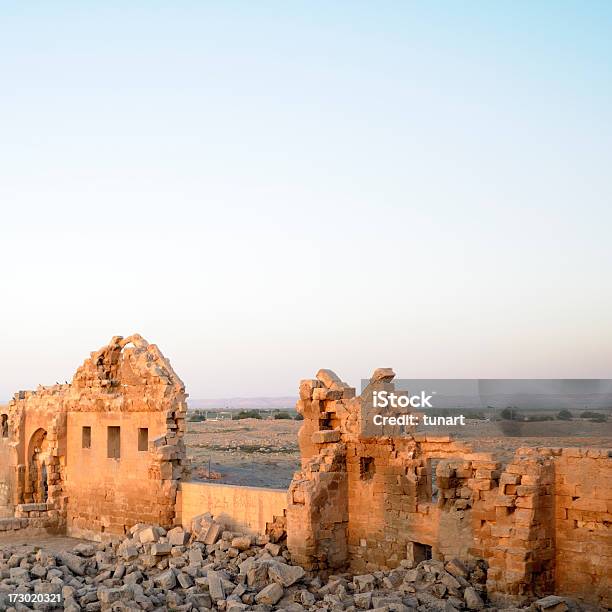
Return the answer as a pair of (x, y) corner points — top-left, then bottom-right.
(0, 334), (188, 541)
(1, 341), (609, 607)
(0, 432), (12, 519)
(65, 410), (177, 540)
(554, 449), (611, 609)
(474, 451), (556, 604)
(0, 405), (12, 518)
(470, 447), (611, 609)
(179, 481), (287, 535)
(287, 369), (490, 572)
(287, 367), (612, 608)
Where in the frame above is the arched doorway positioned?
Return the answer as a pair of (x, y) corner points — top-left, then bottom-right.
(26, 428), (49, 503)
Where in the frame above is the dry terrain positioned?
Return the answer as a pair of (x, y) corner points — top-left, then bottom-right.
(186, 417), (611, 488)
(185, 419), (301, 489)
(0, 533), (85, 551)
(423, 418), (612, 462)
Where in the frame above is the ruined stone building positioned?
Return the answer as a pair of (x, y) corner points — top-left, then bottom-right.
(286, 369), (611, 609)
(0, 339), (610, 609)
(0, 334), (187, 539)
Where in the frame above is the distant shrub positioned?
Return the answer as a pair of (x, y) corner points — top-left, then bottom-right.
(556, 409), (573, 421)
(274, 412), (292, 420)
(294, 413), (304, 421)
(232, 410), (262, 420)
(581, 411), (606, 420)
(526, 415), (554, 422)
(588, 413), (607, 423)
(463, 411), (486, 420)
(188, 414), (206, 422)
(500, 407), (524, 421)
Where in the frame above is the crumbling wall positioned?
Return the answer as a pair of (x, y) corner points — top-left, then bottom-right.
(2, 334), (188, 540)
(476, 451), (556, 605)
(287, 369), (489, 572)
(288, 442), (349, 570)
(474, 447), (611, 609)
(554, 448), (611, 609)
(0, 423), (12, 518)
(287, 371), (352, 570)
(1, 391), (66, 532)
(287, 367), (611, 608)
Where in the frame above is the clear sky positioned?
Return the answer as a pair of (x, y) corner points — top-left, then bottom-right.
(1, 2), (611, 400)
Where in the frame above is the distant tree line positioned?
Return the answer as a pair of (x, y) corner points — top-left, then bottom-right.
(500, 407), (608, 423)
(186, 408), (304, 422)
(231, 410), (303, 421)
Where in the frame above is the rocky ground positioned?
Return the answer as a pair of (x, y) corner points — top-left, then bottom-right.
(0, 516), (581, 612)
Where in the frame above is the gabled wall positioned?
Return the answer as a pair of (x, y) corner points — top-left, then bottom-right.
(0, 334), (188, 541)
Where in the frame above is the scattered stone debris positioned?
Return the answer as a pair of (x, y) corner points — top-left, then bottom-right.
(0, 514), (579, 612)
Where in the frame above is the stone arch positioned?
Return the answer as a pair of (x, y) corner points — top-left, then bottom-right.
(26, 428), (50, 503)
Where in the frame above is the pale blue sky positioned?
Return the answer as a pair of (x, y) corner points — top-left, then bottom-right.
(1, 2), (611, 399)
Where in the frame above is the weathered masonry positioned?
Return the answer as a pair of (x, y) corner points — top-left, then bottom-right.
(0, 334), (187, 539)
(286, 368), (611, 609)
(1, 340), (610, 608)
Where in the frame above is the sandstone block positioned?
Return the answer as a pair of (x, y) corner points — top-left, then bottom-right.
(464, 587), (484, 610)
(247, 562), (270, 589)
(370, 368), (396, 383)
(138, 526), (159, 544)
(354, 574), (376, 592)
(265, 542), (282, 556)
(202, 521), (224, 545)
(30, 564), (47, 579)
(316, 369), (342, 388)
(300, 590), (316, 606)
(168, 526), (190, 546)
(9, 567), (30, 581)
(268, 561), (305, 586)
(312, 429), (341, 444)
(121, 545), (139, 561)
(354, 591), (373, 609)
(445, 558), (468, 579)
(188, 592), (213, 609)
(72, 543), (96, 557)
(56, 552), (87, 576)
(255, 582), (284, 605)
(177, 571), (193, 588)
(154, 568), (176, 589)
(231, 535), (253, 551)
(151, 542), (172, 556)
(208, 569), (226, 601)
(534, 596), (569, 612)
(299, 379), (321, 399)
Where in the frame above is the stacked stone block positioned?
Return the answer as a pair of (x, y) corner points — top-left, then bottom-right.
(0, 334), (188, 541)
(287, 367), (611, 609)
(553, 447), (611, 609)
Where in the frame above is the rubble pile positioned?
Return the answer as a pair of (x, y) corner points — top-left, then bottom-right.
(0, 515), (577, 612)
